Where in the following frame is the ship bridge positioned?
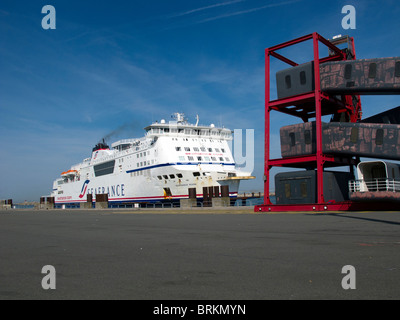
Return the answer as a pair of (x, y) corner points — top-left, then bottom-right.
(144, 113), (233, 140)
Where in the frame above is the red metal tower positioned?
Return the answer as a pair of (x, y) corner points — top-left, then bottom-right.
(255, 33), (362, 212)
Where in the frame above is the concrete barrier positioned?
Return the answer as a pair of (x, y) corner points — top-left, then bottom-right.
(95, 202), (108, 209)
(80, 194), (93, 209)
(39, 203), (54, 210)
(80, 202), (93, 209)
(180, 199), (197, 208)
(212, 197), (230, 207)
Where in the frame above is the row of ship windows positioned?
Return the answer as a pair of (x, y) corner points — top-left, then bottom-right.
(129, 171), (199, 179)
(118, 147), (226, 164)
(136, 151), (151, 158)
(130, 171), (233, 181)
(158, 173), (184, 180)
(176, 146), (226, 153)
(120, 146), (226, 160)
(184, 156), (230, 162)
(116, 151), (150, 163)
(137, 159), (155, 167)
(150, 128), (231, 136)
(170, 137), (225, 143)
(157, 172), (206, 180)
(135, 156), (231, 168)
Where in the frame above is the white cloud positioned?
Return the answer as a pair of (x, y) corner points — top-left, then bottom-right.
(193, 0), (302, 24)
(170, 0), (246, 18)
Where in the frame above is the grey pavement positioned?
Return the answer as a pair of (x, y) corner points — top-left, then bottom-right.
(0, 208), (399, 300)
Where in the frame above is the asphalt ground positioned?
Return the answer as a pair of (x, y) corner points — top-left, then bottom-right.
(0, 208), (399, 300)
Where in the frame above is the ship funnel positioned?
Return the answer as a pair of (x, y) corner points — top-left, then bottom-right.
(92, 138), (110, 152)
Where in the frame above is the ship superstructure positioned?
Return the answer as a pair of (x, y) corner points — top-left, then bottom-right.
(51, 113), (254, 206)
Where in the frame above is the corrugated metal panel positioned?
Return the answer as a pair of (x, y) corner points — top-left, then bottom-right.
(280, 122), (400, 160)
(320, 57), (400, 95)
(276, 62), (315, 99)
(275, 170), (352, 205)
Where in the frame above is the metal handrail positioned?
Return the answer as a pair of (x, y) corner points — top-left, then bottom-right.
(349, 179), (400, 193)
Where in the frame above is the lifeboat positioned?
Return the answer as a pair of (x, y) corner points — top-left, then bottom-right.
(61, 170), (78, 177)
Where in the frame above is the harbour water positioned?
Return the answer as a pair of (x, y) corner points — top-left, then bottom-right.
(234, 195), (275, 206)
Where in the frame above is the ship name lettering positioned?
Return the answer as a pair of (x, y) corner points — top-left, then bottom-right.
(87, 184), (125, 197)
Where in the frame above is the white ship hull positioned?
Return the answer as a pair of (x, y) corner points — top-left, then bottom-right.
(50, 114), (253, 207)
(54, 163), (241, 205)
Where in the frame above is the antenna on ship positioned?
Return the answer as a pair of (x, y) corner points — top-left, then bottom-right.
(172, 112), (186, 123)
(195, 114), (199, 127)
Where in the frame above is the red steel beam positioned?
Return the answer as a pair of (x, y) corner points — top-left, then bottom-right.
(269, 51), (298, 67)
(268, 33), (313, 52)
(269, 92), (316, 108)
(312, 33), (325, 204)
(264, 48), (272, 205)
(316, 33), (346, 58)
(268, 154), (357, 168)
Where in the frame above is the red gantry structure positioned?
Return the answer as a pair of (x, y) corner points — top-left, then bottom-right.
(255, 32), (365, 212)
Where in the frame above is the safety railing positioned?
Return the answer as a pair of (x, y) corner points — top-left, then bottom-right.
(349, 179), (400, 193)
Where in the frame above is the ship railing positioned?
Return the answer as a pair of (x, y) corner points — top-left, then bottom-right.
(146, 126), (233, 139)
(349, 179), (400, 193)
(111, 138), (141, 147)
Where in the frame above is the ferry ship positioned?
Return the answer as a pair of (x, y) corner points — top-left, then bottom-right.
(50, 113), (254, 207)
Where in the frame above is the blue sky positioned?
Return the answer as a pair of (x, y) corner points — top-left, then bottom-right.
(1, 0), (400, 202)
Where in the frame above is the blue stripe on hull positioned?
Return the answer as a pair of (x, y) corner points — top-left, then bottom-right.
(126, 162), (235, 174)
(54, 196), (238, 208)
